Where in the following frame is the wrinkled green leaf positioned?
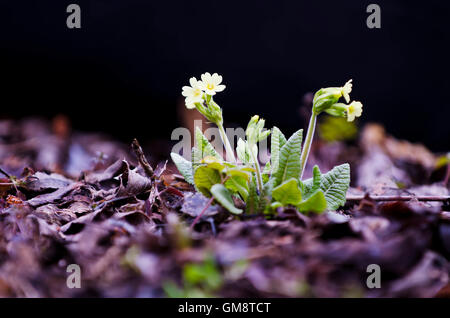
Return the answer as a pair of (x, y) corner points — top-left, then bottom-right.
(210, 184), (243, 214)
(192, 147), (202, 171)
(170, 152), (194, 185)
(272, 178), (302, 206)
(270, 127), (287, 176)
(193, 166), (221, 197)
(259, 178), (274, 213)
(319, 163), (350, 210)
(302, 165), (322, 199)
(297, 190), (327, 213)
(271, 129), (303, 187)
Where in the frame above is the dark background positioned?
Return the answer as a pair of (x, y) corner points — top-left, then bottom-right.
(0, 0), (449, 151)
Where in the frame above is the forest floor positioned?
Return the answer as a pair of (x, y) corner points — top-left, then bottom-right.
(0, 117), (449, 297)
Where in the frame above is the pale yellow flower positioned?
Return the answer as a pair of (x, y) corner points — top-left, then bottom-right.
(181, 77), (203, 109)
(346, 101), (363, 122)
(199, 72), (226, 95)
(341, 79), (353, 103)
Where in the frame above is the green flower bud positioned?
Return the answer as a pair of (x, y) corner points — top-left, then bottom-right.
(312, 80), (353, 115)
(246, 115), (260, 132)
(324, 103), (348, 117)
(312, 89), (341, 114)
(245, 115), (270, 145)
(203, 100), (223, 125)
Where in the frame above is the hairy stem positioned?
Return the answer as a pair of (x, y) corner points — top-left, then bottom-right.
(218, 123), (236, 163)
(299, 113), (317, 180)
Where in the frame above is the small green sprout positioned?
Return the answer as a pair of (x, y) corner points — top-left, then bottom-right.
(172, 73), (363, 221)
(163, 254), (223, 298)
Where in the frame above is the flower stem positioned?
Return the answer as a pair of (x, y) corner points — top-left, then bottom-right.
(218, 123), (236, 163)
(249, 145), (263, 194)
(299, 113), (317, 180)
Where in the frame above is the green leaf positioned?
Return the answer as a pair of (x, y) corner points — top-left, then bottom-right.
(270, 127), (287, 175)
(271, 129), (303, 187)
(226, 168), (251, 181)
(319, 163), (350, 210)
(297, 190), (327, 213)
(210, 184), (243, 214)
(272, 178), (302, 206)
(271, 201), (283, 209)
(191, 147), (202, 171)
(225, 175), (249, 201)
(259, 178), (274, 213)
(200, 156), (227, 172)
(170, 152), (194, 185)
(302, 165), (322, 199)
(194, 127), (221, 163)
(193, 166), (221, 197)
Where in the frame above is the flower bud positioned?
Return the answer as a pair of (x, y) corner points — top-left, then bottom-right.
(245, 115), (270, 145)
(324, 103), (348, 117)
(204, 100), (223, 124)
(312, 89), (342, 114)
(312, 80), (353, 115)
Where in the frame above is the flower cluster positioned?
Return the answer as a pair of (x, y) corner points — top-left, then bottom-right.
(312, 79), (363, 122)
(181, 72), (226, 110)
(182, 72), (235, 161)
(181, 72), (227, 125)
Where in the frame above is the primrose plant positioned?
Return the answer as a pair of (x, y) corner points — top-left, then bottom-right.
(171, 72), (363, 219)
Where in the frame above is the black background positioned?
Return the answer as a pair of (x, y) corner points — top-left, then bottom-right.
(0, 1), (449, 151)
